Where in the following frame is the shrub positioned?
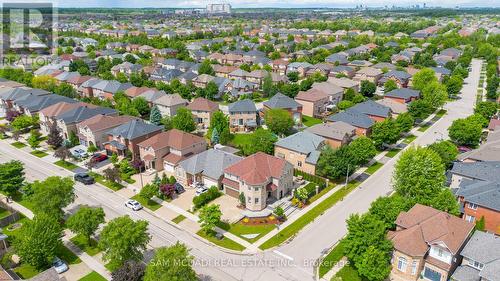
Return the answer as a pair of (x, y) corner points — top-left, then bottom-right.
(192, 186), (222, 209)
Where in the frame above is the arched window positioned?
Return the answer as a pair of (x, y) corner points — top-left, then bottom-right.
(398, 256), (407, 272)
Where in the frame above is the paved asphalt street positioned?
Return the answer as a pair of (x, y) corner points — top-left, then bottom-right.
(0, 59), (481, 281)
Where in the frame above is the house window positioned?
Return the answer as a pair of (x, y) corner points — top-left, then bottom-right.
(297, 161), (302, 167)
(411, 261), (418, 275)
(467, 202), (478, 210)
(438, 248), (443, 257)
(465, 215), (475, 223)
(397, 257), (407, 272)
(254, 198), (259, 204)
(468, 260), (484, 270)
(247, 196), (251, 203)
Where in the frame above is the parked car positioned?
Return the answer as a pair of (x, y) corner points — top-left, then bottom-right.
(71, 148), (88, 158)
(125, 199), (143, 211)
(195, 186), (208, 196)
(74, 173), (95, 185)
(91, 153), (108, 163)
(52, 257), (68, 274)
(174, 182), (185, 194)
(458, 146), (472, 153)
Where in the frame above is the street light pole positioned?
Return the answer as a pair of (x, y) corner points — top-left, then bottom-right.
(345, 164), (350, 186)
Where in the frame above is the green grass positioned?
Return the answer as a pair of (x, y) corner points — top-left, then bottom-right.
(11, 141), (26, 148)
(54, 160), (79, 171)
(172, 214), (187, 224)
(79, 271), (107, 281)
(418, 124), (431, 132)
(226, 222), (275, 243)
(0, 207), (11, 219)
(230, 133), (254, 149)
(402, 134), (417, 144)
(385, 148), (401, 158)
(436, 109), (447, 117)
(309, 183), (336, 203)
(319, 240), (346, 278)
(131, 194), (162, 211)
(30, 150), (48, 158)
(364, 162), (383, 175)
(56, 244), (81, 265)
(70, 234), (100, 256)
(302, 115), (323, 127)
(334, 264), (367, 281)
(259, 181), (361, 250)
(197, 230), (246, 251)
(13, 263), (40, 279)
(89, 172), (123, 191)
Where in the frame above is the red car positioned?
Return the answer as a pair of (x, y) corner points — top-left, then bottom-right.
(91, 153), (108, 162)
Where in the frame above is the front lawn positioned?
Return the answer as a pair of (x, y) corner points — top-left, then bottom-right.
(402, 135), (417, 144)
(319, 240), (346, 278)
(172, 215), (186, 224)
(70, 234), (100, 256)
(418, 124), (431, 132)
(54, 160), (79, 171)
(79, 271), (107, 281)
(197, 230), (246, 252)
(334, 264), (367, 281)
(364, 162), (383, 175)
(302, 115), (322, 127)
(89, 172), (123, 191)
(30, 150), (48, 158)
(11, 142), (26, 149)
(436, 109), (447, 117)
(259, 181), (361, 250)
(226, 222), (275, 243)
(309, 183), (336, 203)
(131, 194), (162, 211)
(385, 148), (401, 158)
(230, 133), (254, 149)
(56, 243), (81, 265)
(13, 264), (40, 279)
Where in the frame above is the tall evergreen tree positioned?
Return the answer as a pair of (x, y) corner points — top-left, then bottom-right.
(149, 106), (162, 126)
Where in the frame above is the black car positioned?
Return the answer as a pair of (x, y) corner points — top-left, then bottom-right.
(74, 173), (95, 185)
(174, 182), (185, 194)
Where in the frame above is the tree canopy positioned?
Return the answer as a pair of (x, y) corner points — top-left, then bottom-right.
(143, 243), (197, 281)
(264, 108), (294, 136)
(28, 176), (75, 219)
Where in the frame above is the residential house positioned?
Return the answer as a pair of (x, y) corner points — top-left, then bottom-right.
(0, 87), (50, 117)
(138, 129), (207, 173)
(325, 53), (348, 65)
(327, 77), (360, 92)
(451, 231), (500, 281)
(354, 67), (383, 83)
(388, 204), (475, 281)
(13, 94), (76, 117)
(56, 106), (117, 140)
(76, 115), (136, 149)
(311, 82), (344, 105)
(385, 88), (420, 104)
(380, 70), (412, 88)
(375, 99), (408, 117)
(306, 121), (356, 148)
(295, 89), (330, 118)
(275, 131), (325, 174)
(39, 102), (87, 135)
(228, 69), (250, 80)
(330, 65), (356, 78)
(104, 119), (163, 159)
(152, 93), (188, 117)
(262, 93), (303, 124)
(287, 62), (313, 78)
(91, 80), (133, 100)
(349, 100), (392, 122)
(269, 59), (289, 75)
(175, 148), (243, 189)
(66, 75), (92, 90)
(186, 97), (219, 129)
(228, 99), (258, 132)
(222, 152), (294, 211)
(327, 110), (375, 136)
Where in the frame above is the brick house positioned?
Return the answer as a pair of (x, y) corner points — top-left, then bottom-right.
(76, 115), (136, 149)
(39, 102), (87, 135)
(186, 97), (219, 130)
(385, 88), (420, 104)
(306, 121), (356, 148)
(222, 152), (294, 211)
(295, 89), (330, 118)
(262, 93), (303, 125)
(227, 99), (258, 133)
(274, 131), (325, 174)
(388, 204), (474, 281)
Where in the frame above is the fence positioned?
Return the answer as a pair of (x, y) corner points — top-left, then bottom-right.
(0, 201), (21, 228)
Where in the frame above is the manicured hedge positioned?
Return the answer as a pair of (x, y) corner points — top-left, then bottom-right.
(192, 186), (222, 209)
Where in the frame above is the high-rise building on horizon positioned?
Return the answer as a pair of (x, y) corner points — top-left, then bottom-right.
(206, 3), (231, 14)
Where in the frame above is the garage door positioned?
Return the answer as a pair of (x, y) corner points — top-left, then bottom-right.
(225, 186), (240, 198)
(163, 163), (175, 173)
(203, 177), (219, 189)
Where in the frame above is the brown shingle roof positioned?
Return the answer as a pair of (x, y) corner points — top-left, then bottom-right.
(66, 75), (92, 85)
(187, 97), (219, 112)
(389, 204), (474, 256)
(125, 86), (153, 98)
(295, 89), (329, 102)
(224, 152), (288, 185)
(77, 115), (136, 132)
(39, 102), (88, 118)
(137, 129), (206, 151)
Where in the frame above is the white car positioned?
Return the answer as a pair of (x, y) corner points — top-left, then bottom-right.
(195, 186), (208, 196)
(125, 199), (143, 211)
(52, 257), (68, 274)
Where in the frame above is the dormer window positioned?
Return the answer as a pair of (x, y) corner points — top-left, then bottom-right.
(468, 259), (484, 270)
(467, 202), (478, 210)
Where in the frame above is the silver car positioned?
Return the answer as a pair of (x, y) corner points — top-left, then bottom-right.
(125, 199), (143, 211)
(52, 257), (68, 274)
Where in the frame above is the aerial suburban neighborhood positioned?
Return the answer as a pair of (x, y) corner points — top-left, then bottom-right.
(0, 1), (498, 281)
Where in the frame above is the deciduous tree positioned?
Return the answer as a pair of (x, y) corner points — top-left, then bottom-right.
(264, 108), (294, 136)
(0, 160), (24, 197)
(198, 204), (222, 234)
(143, 243), (197, 281)
(172, 108), (196, 133)
(29, 176), (75, 219)
(112, 260), (145, 281)
(66, 206), (105, 244)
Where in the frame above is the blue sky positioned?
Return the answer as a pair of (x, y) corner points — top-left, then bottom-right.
(49, 0), (499, 8)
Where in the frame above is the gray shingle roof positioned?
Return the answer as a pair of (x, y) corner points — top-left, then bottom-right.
(58, 106), (116, 124)
(451, 265), (480, 281)
(15, 94), (76, 112)
(228, 99), (256, 113)
(179, 149), (243, 181)
(385, 88), (420, 100)
(106, 119), (162, 140)
(306, 121), (356, 141)
(275, 131), (325, 161)
(455, 181), (500, 212)
(263, 93), (301, 110)
(327, 109), (375, 129)
(451, 161), (500, 182)
(350, 100), (391, 118)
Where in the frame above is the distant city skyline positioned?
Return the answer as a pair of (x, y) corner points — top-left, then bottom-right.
(49, 0), (500, 8)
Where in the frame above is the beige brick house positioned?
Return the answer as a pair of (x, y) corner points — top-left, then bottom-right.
(186, 97), (219, 129)
(227, 99), (258, 132)
(274, 131), (326, 175)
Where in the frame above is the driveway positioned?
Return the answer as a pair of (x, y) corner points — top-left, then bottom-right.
(170, 187), (196, 211)
(212, 195), (243, 223)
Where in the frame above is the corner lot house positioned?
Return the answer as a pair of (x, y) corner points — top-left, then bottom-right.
(138, 129), (207, 173)
(388, 204), (474, 281)
(186, 97), (219, 129)
(274, 131), (326, 174)
(175, 148), (243, 189)
(104, 119), (163, 159)
(222, 152), (294, 211)
(451, 231), (500, 281)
